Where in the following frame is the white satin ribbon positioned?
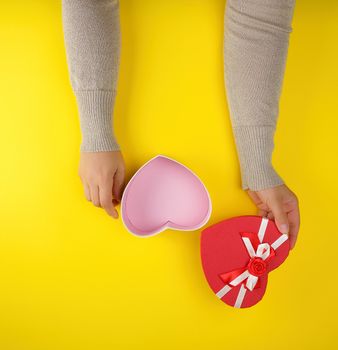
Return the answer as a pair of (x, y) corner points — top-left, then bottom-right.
(229, 241), (270, 292)
(215, 217), (289, 308)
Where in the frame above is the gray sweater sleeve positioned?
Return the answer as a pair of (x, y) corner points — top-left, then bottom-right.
(61, 0), (121, 152)
(224, 0), (296, 191)
(61, 0), (296, 191)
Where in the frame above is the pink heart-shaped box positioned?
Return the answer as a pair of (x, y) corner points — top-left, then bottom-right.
(200, 216), (290, 308)
(121, 155), (212, 237)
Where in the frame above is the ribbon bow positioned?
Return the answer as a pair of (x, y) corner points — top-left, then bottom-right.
(219, 234), (275, 292)
(215, 217), (288, 308)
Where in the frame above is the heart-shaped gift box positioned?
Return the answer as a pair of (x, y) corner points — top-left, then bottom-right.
(121, 155), (212, 237)
(200, 215), (290, 308)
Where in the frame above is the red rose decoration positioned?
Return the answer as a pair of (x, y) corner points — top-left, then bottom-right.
(247, 257), (267, 276)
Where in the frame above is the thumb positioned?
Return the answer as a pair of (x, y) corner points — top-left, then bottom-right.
(269, 198), (289, 235)
(113, 167), (125, 202)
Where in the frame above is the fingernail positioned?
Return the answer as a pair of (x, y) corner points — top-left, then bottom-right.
(280, 224), (289, 234)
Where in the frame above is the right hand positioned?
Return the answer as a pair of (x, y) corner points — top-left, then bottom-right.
(78, 150), (126, 219)
(247, 184), (300, 250)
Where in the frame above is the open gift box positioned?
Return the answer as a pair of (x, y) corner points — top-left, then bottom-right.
(120, 154), (212, 237)
(119, 154), (291, 308)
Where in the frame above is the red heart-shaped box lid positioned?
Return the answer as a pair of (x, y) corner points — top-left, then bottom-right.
(200, 215), (290, 308)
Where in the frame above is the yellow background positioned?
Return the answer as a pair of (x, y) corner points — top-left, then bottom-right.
(0, 0), (337, 349)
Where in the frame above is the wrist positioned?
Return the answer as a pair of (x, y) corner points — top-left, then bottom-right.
(232, 125), (284, 191)
(75, 90), (120, 152)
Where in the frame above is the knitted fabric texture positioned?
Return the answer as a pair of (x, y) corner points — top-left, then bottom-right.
(61, 0), (296, 191)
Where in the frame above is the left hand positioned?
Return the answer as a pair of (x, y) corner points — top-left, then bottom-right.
(247, 184), (300, 250)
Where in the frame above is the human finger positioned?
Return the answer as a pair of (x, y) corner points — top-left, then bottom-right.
(83, 182), (91, 201)
(99, 180), (119, 219)
(112, 166), (125, 202)
(89, 184), (100, 207)
(268, 197), (289, 235)
(287, 205), (300, 250)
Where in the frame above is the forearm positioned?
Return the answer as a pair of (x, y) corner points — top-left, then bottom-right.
(61, 0), (121, 152)
(224, 0), (296, 190)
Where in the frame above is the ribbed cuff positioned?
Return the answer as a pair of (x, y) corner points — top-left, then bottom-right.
(75, 90), (120, 152)
(232, 125), (284, 191)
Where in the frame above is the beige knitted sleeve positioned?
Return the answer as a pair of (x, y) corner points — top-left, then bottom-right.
(61, 0), (121, 152)
(224, 0), (296, 191)
(61, 0), (296, 191)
